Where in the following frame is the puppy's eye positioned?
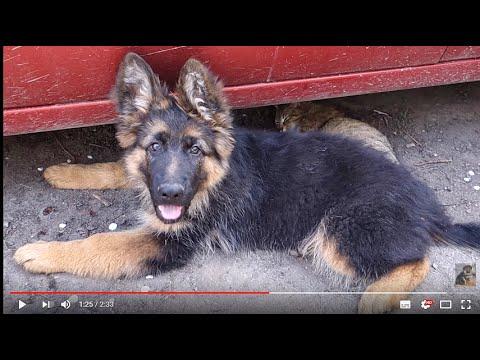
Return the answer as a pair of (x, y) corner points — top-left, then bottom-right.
(190, 145), (201, 155)
(149, 143), (161, 152)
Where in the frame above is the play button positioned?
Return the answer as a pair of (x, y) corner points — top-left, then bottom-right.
(18, 300), (27, 309)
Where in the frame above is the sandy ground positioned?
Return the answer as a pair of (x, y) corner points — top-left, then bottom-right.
(3, 82), (480, 314)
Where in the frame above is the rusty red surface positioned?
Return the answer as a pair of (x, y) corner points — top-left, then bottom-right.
(268, 46), (447, 81)
(3, 46), (278, 109)
(441, 46), (480, 61)
(3, 46), (480, 136)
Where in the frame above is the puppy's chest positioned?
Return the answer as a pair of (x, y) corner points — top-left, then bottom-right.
(201, 228), (238, 254)
(198, 210), (318, 253)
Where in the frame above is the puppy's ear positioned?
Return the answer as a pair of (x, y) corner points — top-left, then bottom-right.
(175, 58), (232, 128)
(112, 53), (170, 148)
(113, 52), (169, 114)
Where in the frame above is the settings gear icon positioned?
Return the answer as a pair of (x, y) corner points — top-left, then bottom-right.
(421, 299), (434, 309)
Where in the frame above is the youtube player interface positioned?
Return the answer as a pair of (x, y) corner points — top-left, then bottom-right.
(3, 47), (480, 315)
(4, 260), (478, 314)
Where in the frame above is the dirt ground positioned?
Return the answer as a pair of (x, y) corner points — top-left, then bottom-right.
(3, 82), (480, 314)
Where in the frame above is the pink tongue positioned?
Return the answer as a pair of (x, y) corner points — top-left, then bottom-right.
(158, 205), (183, 220)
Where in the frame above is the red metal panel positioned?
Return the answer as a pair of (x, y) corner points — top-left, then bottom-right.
(440, 46), (480, 61)
(4, 58), (480, 136)
(228, 58), (480, 107)
(132, 46), (277, 87)
(3, 46), (278, 109)
(4, 46), (131, 109)
(269, 46), (447, 82)
(4, 101), (116, 135)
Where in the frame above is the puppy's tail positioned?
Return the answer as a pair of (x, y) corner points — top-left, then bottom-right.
(437, 223), (480, 250)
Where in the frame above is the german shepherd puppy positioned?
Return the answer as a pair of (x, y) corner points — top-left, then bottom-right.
(15, 53), (480, 313)
(455, 265), (476, 286)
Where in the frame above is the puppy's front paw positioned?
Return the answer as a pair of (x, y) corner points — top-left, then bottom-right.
(358, 294), (399, 314)
(14, 241), (64, 274)
(43, 163), (75, 189)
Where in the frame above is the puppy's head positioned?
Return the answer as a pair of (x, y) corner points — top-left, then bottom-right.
(113, 53), (234, 232)
(463, 265), (473, 275)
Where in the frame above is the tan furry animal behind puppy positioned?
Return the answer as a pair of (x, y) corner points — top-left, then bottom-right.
(276, 102), (398, 163)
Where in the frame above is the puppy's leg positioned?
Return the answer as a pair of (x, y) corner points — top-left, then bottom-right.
(358, 258), (430, 314)
(14, 229), (160, 279)
(44, 161), (131, 189)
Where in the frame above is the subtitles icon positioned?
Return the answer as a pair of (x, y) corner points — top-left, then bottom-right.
(399, 300), (411, 309)
(420, 299), (434, 310)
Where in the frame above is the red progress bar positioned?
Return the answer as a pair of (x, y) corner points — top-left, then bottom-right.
(10, 291), (270, 295)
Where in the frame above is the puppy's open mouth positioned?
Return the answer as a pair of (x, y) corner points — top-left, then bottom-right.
(156, 205), (185, 223)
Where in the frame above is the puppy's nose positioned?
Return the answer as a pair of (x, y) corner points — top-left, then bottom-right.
(158, 183), (184, 201)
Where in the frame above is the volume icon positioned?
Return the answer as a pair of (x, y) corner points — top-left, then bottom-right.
(61, 300), (71, 309)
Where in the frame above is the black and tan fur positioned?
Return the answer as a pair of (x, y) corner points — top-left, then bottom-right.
(15, 53), (480, 314)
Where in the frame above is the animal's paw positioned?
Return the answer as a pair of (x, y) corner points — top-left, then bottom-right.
(43, 163), (76, 189)
(358, 294), (399, 314)
(14, 241), (64, 274)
